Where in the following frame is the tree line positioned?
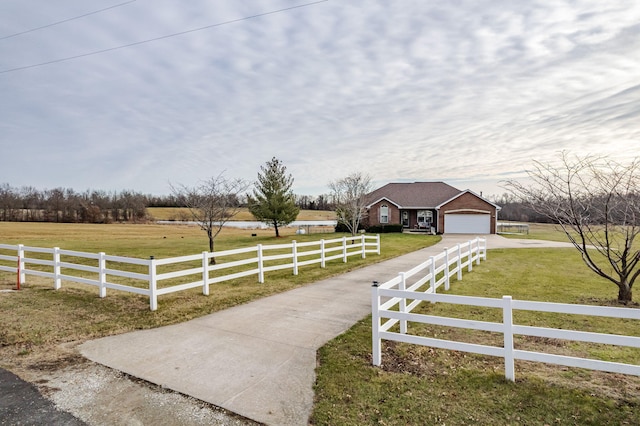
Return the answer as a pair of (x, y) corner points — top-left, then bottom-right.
(0, 182), (336, 224)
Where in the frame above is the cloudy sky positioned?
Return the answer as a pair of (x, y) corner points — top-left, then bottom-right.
(1, 0), (639, 198)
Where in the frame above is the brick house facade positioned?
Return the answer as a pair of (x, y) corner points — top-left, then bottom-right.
(365, 182), (500, 234)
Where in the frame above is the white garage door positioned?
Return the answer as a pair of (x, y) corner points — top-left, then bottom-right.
(444, 214), (491, 234)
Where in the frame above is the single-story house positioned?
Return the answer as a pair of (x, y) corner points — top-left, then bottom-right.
(365, 182), (501, 234)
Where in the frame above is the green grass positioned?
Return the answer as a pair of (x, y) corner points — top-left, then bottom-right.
(311, 248), (640, 426)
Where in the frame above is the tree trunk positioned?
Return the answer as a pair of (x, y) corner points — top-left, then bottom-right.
(208, 230), (216, 265)
(274, 222), (280, 238)
(618, 284), (632, 304)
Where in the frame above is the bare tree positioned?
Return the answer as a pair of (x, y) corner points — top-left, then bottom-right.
(45, 188), (65, 222)
(506, 152), (640, 303)
(329, 172), (372, 236)
(171, 174), (249, 264)
(0, 183), (19, 221)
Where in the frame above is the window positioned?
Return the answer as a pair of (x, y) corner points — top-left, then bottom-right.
(380, 205), (389, 223)
(417, 210), (432, 226)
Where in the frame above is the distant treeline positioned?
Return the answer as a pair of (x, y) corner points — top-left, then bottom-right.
(490, 193), (552, 223)
(0, 183), (335, 223)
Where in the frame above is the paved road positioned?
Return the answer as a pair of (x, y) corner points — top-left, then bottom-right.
(0, 368), (85, 426)
(79, 235), (574, 426)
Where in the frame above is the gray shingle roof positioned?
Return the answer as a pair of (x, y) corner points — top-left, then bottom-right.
(366, 182), (463, 208)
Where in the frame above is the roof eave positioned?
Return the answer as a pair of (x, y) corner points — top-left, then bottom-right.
(366, 197), (402, 209)
(435, 189), (502, 210)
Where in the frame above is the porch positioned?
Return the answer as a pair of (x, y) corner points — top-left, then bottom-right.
(402, 225), (436, 235)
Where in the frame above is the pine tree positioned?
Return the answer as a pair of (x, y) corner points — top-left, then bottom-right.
(248, 157), (300, 237)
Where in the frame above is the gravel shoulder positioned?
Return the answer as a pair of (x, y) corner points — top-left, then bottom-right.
(39, 362), (256, 426)
(2, 342), (259, 426)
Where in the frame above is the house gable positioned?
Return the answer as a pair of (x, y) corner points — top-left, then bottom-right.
(436, 189), (501, 211)
(368, 199), (401, 226)
(366, 196), (401, 209)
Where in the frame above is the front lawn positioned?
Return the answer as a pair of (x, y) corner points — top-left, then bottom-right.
(312, 248), (640, 425)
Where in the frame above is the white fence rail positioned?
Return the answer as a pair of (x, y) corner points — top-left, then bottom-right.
(371, 239), (640, 381)
(0, 234), (380, 311)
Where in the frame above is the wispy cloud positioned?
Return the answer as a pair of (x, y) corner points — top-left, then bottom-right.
(1, 0), (638, 196)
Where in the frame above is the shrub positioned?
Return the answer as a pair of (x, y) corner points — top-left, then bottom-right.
(334, 222), (366, 233)
(366, 224), (403, 233)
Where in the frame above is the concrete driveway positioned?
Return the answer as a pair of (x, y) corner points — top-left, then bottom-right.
(79, 234), (574, 426)
(441, 233), (575, 249)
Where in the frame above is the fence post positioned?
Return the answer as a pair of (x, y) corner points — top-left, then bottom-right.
(149, 256), (158, 311)
(377, 234), (381, 255)
(258, 244), (264, 283)
(429, 255), (436, 301)
(202, 251), (209, 296)
(320, 239), (326, 268)
(468, 240), (473, 272)
(476, 238), (481, 265)
(17, 244), (25, 286)
(372, 281), (382, 366)
(503, 295), (515, 382)
(444, 248), (450, 291)
(292, 240), (298, 275)
(481, 238), (487, 260)
(361, 234), (366, 259)
(53, 247), (61, 290)
(99, 252), (106, 298)
(342, 236), (347, 263)
(399, 272), (407, 334)
(456, 244), (462, 281)
(15, 254), (20, 291)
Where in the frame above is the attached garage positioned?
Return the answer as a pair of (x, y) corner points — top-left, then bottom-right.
(444, 213), (491, 234)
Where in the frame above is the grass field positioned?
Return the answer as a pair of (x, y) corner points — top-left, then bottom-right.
(146, 207), (337, 222)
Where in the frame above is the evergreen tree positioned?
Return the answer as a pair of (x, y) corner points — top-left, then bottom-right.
(248, 157), (300, 237)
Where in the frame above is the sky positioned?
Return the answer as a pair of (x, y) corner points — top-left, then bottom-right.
(1, 0), (639, 199)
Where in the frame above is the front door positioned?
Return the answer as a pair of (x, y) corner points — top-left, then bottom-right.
(402, 211), (409, 227)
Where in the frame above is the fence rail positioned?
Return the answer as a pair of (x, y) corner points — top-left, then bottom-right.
(371, 238), (640, 381)
(0, 234), (380, 311)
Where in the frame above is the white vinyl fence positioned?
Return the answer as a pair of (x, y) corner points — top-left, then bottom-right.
(372, 239), (640, 381)
(0, 234), (380, 311)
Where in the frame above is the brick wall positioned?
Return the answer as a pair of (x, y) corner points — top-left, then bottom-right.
(368, 200), (400, 226)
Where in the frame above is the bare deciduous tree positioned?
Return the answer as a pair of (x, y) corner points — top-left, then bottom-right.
(506, 152), (640, 303)
(171, 174), (249, 264)
(329, 172), (372, 236)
